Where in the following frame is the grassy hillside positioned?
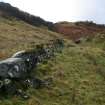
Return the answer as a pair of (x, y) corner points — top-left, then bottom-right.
(0, 2), (54, 30)
(0, 17), (61, 59)
(0, 34), (105, 105)
(0, 17), (105, 105)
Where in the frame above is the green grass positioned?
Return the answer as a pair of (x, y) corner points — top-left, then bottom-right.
(0, 17), (105, 105)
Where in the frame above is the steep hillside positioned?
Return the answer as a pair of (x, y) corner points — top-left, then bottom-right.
(1, 2), (105, 42)
(0, 17), (62, 59)
(0, 2), (54, 30)
(0, 33), (105, 105)
(0, 2), (105, 105)
(55, 21), (105, 41)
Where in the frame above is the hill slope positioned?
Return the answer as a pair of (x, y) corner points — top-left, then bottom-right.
(1, 2), (105, 42)
(0, 2), (105, 105)
(0, 2), (54, 30)
(0, 17), (62, 59)
(0, 32), (105, 105)
(55, 21), (105, 41)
